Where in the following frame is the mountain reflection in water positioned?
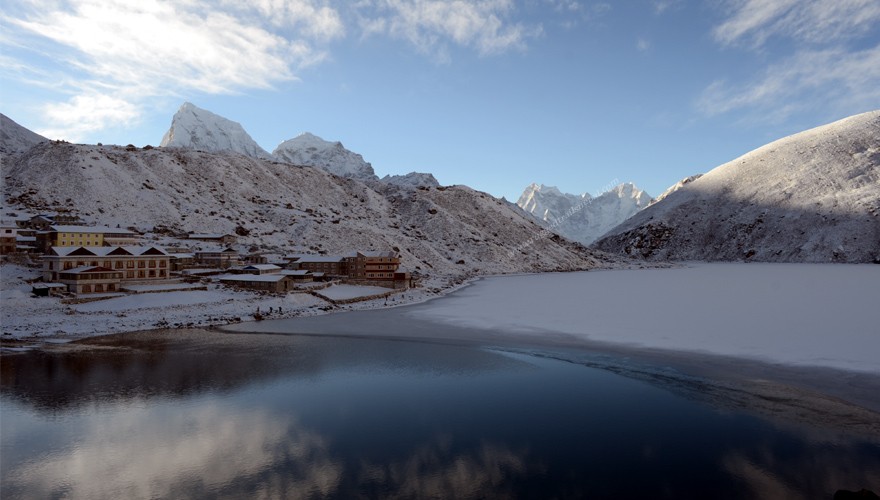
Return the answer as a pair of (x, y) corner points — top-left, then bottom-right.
(2, 329), (878, 499)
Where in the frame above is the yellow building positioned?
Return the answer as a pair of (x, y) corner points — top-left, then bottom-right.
(37, 225), (139, 252)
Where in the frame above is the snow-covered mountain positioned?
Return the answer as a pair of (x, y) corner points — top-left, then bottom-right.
(1, 113), (47, 156)
(595, 110), (880, 263)
(4, 129), (621, 279)
(273, 132), (377, 180)
(516, 182), (652, 245)
(380, 172), (440, 189)
(160, 102), (273, 159)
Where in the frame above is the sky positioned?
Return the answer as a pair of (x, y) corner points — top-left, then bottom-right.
(2, 0), (879, 201)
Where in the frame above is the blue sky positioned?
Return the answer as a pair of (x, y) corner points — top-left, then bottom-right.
(2, 1), (879, 201)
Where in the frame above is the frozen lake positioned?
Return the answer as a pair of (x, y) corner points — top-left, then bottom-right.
(3, 264), (879, 498)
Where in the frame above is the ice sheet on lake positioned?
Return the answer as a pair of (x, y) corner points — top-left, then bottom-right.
(407, 263), (880, 373)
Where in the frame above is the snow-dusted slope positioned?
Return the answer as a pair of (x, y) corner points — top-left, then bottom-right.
(380, 172), (440, 189)
(160, 102), (272, 159)
(4, 142), (620, 279)
(273, 133), (377, 180)
(517, 182), (652, 245)
(595, 111), (880, 263)
(1, 113), (47, 156)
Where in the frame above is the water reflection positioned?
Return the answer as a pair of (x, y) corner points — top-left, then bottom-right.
(2, 330), (879, 499)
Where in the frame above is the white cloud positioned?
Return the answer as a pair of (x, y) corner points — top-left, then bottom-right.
(713, 0), (880, 47)
(636, 37), (651, 52)
(356, 0), (538, 58)
(40, 93), (140, 141)
(1, 0), (340, 140)
(697, 44), (880, 120)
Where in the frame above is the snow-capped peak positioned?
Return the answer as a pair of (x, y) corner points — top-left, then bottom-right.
(159, 102), (272, 159)
(273, 132), (377, 180)
(517, 182), (652, 245)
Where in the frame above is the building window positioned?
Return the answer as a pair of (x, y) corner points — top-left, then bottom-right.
(126, 271), (134, 278)
(149, 261), (156, 268)
(138, 261), (145, 268)
(95, 284), (104, 293)
(104, 261), (111, 268)
(48, 262), (54, 270)
(115, 261), (123, 269)
(82, 284), (91, 293)
(159, 260), (167, 268)
(127, 261), (134, 268)
(138, 270), (145, 278)
(148, 270), (155, 278)
(159, 270), (166, 277)
(108, 284), (116, 291)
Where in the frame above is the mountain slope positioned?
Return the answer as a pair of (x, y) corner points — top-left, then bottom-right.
(1, 113), (47, 157)
(4, 142), (619, 279)
(517, 183), (652, 245)
(273, 133), (377, 180)
(595, 111), (880, 263)
(160, 102), (272, 159)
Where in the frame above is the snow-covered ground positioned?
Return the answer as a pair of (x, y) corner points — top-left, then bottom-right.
(317, 284), (395, 301)
(0, 263), (454, 340)
(406, 263), (880, 373)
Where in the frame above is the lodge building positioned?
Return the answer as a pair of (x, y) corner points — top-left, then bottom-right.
(42, 246), (171, 282)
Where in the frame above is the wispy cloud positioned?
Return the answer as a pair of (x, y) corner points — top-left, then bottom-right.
(355, 0), (539, 60)
(713, 0), (880, 47)
(1, 0), (340, 141)
(700, 0), (880, 122)
(697, 44), (880, 121)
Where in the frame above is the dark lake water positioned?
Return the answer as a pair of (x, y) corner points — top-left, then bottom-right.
(2, 328), (879, 499)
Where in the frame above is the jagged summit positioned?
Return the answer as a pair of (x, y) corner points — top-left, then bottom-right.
(1, 113), (47, 156)
(380, 172), (440, 189)
(516, 182), (651, 245)
(273, 132), (377, 180)
(595, 110), (880, 263)
(159, 102), (272, 159)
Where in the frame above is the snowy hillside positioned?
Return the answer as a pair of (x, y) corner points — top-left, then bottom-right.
(516, 182), (652, 245)
(1, 113), (47, 156)
(595, 110), (880, 263)
(273, 132), (377, 180)
(160, 102), (273, 159)
(380, 172), (440, 189)
(4, 141), (620, 279)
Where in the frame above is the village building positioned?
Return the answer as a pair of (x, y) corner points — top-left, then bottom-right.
(25, 213), (84, 230)
(187, 233), (237, 246)
(243, 253), (269, 264)
(287, 250), (404, 282)
(217, 274), (293, 293)
(349, 251), (401, 280)
(287, 254), (349, 277)
(0, 223), (18, 255)
(36, 225), (140, 253)
(42, 246), (171, 282)
(194, 247), (241, 268)
(168, 253), (195, 271)
(280, 269), (315, 282)
(56, 266), (123, 294)
(239, 264), (281, 275)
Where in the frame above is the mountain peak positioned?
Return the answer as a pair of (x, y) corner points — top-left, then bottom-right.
(159, 102), (272, 160)
(273, 132), (377, 181)
(517, 182), (652, 244)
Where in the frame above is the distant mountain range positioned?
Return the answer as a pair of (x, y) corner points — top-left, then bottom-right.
(2, 106), (618, 280)
(595, 111), (880, 263)
(159, 102), (433, 186)
(5, 104), (876, 265)
(516, 182), (652, 245)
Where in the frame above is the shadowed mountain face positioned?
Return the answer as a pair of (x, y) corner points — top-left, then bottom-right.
(595, 111), (880, 263)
